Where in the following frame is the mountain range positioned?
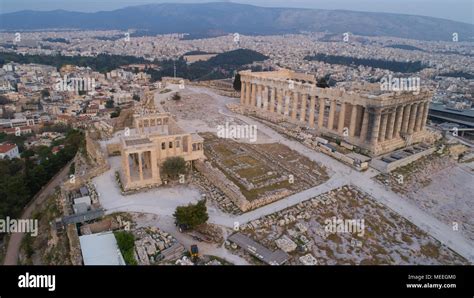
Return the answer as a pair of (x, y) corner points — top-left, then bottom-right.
(1, 2), (473, 41)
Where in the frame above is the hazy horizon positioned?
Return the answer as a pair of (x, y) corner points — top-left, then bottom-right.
(0, 0), (473, 25)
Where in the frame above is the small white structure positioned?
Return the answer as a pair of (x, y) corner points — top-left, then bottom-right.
(73, 196), (92, 214)
(79, 231), (125, 265)
(74, 195), (92, 207)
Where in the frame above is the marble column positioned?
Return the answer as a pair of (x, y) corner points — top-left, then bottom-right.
(370, 110), (382, 147)
(124, 153), (131, 184)
(291, 91), (298, 120)
(308, 95), (316, 128)
(284, 91), (290, 116)
(378, 113), (388, 142)
(270, 87), (276, 113)
(401, 104), (411, 134)
(245, 82), (251, 105)
(262, 86), (269, 110)
(393, 106), (404, 138)
(386, 111), (396, 140)
(277, 89), (283, 114)
(327, 99), (336, 131)
(318, 97), (325, 128)
(250, 83), (256, 107)
(256, 84), (262, 109)
(349, 104), (358, 137)
(150, 150), (157, 180)
(421, 101), (430, 130)
(138, 152), (143, 181)
(408, 103), (418, 134)
(240, 80), (246, 105)
(415, 102), (425, 132)
(337, 102), (347, 134)
(300, 93), (307, 122)
(359, 108), (369, 142)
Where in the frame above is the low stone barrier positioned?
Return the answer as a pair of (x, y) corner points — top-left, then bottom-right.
(194, 160), (249, 211)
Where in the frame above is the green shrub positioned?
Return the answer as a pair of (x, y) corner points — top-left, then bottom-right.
(114, 231), (137, 265)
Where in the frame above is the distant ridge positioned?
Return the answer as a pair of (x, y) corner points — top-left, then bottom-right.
(1, 2), (473, 41)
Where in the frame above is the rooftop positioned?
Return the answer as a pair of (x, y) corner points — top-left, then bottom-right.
(124, 138), (152, 146)
(228, 233), (289, 265)
(0, 143), (17, 153)
(79, 231), (125, 266)
(191, 133), (204, 142)
(430, 103), (474, 118)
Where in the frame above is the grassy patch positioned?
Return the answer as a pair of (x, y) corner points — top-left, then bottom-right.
(114, 230), (137, 265)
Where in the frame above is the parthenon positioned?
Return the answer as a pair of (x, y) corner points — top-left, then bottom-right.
(239, 69), (433, 155)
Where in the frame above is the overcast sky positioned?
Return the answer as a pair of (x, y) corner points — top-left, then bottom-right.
(1, 0), (473, 24)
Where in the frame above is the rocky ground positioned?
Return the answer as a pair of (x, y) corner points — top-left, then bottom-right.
(19, 193), (72, 265)
(375, 149), (474, 242)
(237, 185), (468, 265)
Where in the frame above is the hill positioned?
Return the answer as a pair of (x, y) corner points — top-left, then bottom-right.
(1, 3), (473, 41)
(147, 48), (269, 81)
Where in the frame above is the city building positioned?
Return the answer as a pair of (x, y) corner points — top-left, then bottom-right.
(429, 102), (474, 128)
(0, 143), (19, 159)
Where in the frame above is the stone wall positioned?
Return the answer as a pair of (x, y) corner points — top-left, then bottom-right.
(371, 147), (436, 173)
(190, 81), (240, 98)
(66, 223), (83, 265)
(194, 160), (249, 211)
(106, 143), (122, 156)
(245, 189), (293, 211)
(64, 131), (110, 191)
(195, 160), (294, 212)
(113, 108), (135, 132)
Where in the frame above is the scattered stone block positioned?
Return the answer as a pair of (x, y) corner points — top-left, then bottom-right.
(295, 222), (308, 233)
(299, 253), (318, 265)
(275, 235), (297, 252)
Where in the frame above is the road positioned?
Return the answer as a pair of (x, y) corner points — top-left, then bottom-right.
(3, 161), (73, 265)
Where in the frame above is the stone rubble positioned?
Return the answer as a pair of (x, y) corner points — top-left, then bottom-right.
(275, 235), (297, 252)
(299, 253), (318, 265)
(133, 226), (184, 265)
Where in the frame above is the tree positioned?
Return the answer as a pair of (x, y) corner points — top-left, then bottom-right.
(161, 156), (186, 179)
(233, 73), (241, 91)
(40, 89), (50, 98)
(173, 200), (209, 229)
(132, 94), (140, 101)
(0, 128), (83, 221)
(111, 107), (121, 118)
(316, 77), (330, 88)
(41, 123), (70, 133)
(105, 99), (115, 109)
